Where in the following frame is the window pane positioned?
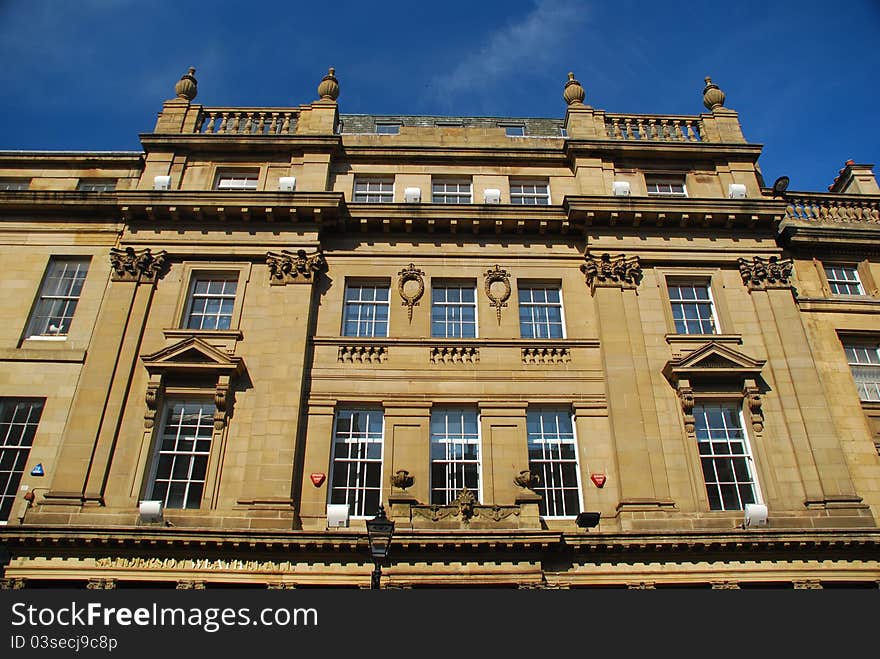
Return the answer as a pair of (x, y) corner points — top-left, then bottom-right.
(186, 277), (237, 330)
(329, 409), (384, 517)
(431, 284), (477, 338)
(430, 408), (480, 505)
(26, 259), (90, 338)
(693, 404), (758, 511)
(527, 409), (580, 517)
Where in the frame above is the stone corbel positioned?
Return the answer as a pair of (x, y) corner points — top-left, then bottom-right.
(390, 469), (414, 490)
(397, 264), (425, 323)
(581, 253), (642, 295)
(484, 265), (511, 324)
(214, 375), (232, 431)
(678, 380), (696, 434)
(109, 247), (168, 283)
(266, 248), (326, 285)
(144, 375), (164, 429)
(743, 379), (764, 433)
(737, 255), (794, 291)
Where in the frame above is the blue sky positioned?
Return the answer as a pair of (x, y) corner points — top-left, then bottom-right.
(0, 0), (877, 192)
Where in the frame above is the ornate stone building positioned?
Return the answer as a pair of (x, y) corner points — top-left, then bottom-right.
(0, 69), (878, 589)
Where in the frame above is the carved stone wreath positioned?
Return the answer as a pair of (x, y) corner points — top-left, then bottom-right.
(484, 265), (511, 324)
(397, 263), (425, 322)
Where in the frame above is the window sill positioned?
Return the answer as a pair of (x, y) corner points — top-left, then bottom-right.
(163, 329), (243, 341)
(797, 297), (880, 313)
(24, 335), (68, 342)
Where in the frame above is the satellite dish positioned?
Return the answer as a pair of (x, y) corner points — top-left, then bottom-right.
(772, 176), (790, 196)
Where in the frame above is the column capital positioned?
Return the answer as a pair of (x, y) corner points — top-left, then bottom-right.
(737, 255), (794, 291)
(581, 253), (642, 294)
(109, 247), (168, 283)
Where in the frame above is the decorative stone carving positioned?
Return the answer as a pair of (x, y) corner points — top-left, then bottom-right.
(514, 470), (541, 490)
(563, 72), (585, 106)
(679, 385), (696, 434)
(0, 578), (26, 589)
(744, 382), (764, 433)
(176, 580), (206, 590)
(522, 347), (571, 365)
(338, 345), (387, 364)
(390, 469), (414, 490)
(711, 581), (741, 590)
(792, 580), (823, 590)
(214, 375), (231, 431)
(431, 346), (479, 365)
(109, 247), (168, 283)
(144, 377), (162, 429)
(484, 265), (511, 324)
(266, 249), (326, 285)
(702, 76), (725, 111)
(397, 263), (425, 322)
(581, 253), (642, 293)
(175, 67), (198, 101)
(317, 67), (339, 101)
(737, 255), (794, 290)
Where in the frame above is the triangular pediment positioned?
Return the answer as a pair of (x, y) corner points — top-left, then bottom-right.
(663, 341), (765, 382)
(141, 336), (243, 375)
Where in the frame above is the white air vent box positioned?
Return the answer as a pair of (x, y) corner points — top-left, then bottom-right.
(404, 187), (421, 203)
(153, 175), (171, 191)
(743, 503), (768, 528)
(728, 183), (747, 199)
(138, 500), (164, 523)
(612, 181), (631, 196)
(326, 503), (350, 528)
(483, 188), (501, 204)
(279, 176), (296, 192)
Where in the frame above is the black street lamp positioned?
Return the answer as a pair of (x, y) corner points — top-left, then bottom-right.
(365, 505), (395, 589)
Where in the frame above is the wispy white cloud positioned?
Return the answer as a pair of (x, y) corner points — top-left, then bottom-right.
(430, 0), (589, 105)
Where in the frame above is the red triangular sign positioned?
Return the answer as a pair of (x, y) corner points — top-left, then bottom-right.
(590, 473), (606, 488)
(310, 473), (326, 487)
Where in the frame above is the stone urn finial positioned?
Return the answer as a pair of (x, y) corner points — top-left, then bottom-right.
(563, 71), (586, 106)
(317, 67), (340, 101)
(702, 76), (725, 111)
(514, 470), (541, 490)
(175, 67), (198, 102)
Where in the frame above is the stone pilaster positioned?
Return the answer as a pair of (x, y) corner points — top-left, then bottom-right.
(46, 249), (167, 506)
(478, 402), (529, 506)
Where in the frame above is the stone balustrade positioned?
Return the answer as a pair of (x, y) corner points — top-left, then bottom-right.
(784, 193), (880, 225)
(195, 108), (299, 135)
(604, 114), (706, 142)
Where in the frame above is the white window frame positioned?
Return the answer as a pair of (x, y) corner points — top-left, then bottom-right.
(0, 398), (44, 524)
(527, 409), (583, 518)
(501, 124), (525, 137)
(693, 403), (762, 511)
(843, 342), (880, 401)
(431, 281), (478, 338)
(646, 175), (688, 197)
(329, 408), (385, 519)
(430, 407), (482, 505)
(375, 123), (400, 135)
(25, 257), (90, 340)
(667, 279), (719, 335)
(183, 275), (239, 331)
(353, 177), (394, 203)
(518, 283), (565, 339)
(431, 178), (472, 204)
(214, 170), (259, 191)
(510, 180), (550, 206)
(145, 398), (215, 510)
(341, 281), (390, 338)
(824, 264), (864, 296)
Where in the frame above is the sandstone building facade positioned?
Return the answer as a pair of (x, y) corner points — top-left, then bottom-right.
(1, 68), (879, 588)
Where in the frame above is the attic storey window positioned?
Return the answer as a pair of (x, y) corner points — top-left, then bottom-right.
(184, 276), (238, 330)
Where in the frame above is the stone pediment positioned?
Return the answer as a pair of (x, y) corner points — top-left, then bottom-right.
(141, 336), (243, 376)
(663, 341), (765, 383)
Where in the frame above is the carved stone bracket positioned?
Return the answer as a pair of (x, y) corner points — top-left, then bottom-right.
(737, 255), (794, 290)
(144, 374), (163, 429)
(390, 469), (414, 490)
(484, 265), (511, 324)
(397, 263), (425, 322)
(581, 253), (642, 294)
(86, 578), (117, 590)
(176, 580), (206, 590)
(266, 249), (326, 285)
(109, 247), (168, 283)
(0, 578), (26, 590)
(514, 469), (541, 490)
(743, 380), (764, 433)
(214, 374), (232, 431)
(679, 384), (696, 434)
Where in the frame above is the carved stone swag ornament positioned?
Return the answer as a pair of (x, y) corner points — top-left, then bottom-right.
(581, 253), (642, 294)
(484, 265), (511, 324)
(737, 255), (794, 291)
(266, 249), (326, 285)
(411, 487), (520, 525)
(109, 247), (168, 283)
(397, 263), (425, 322)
